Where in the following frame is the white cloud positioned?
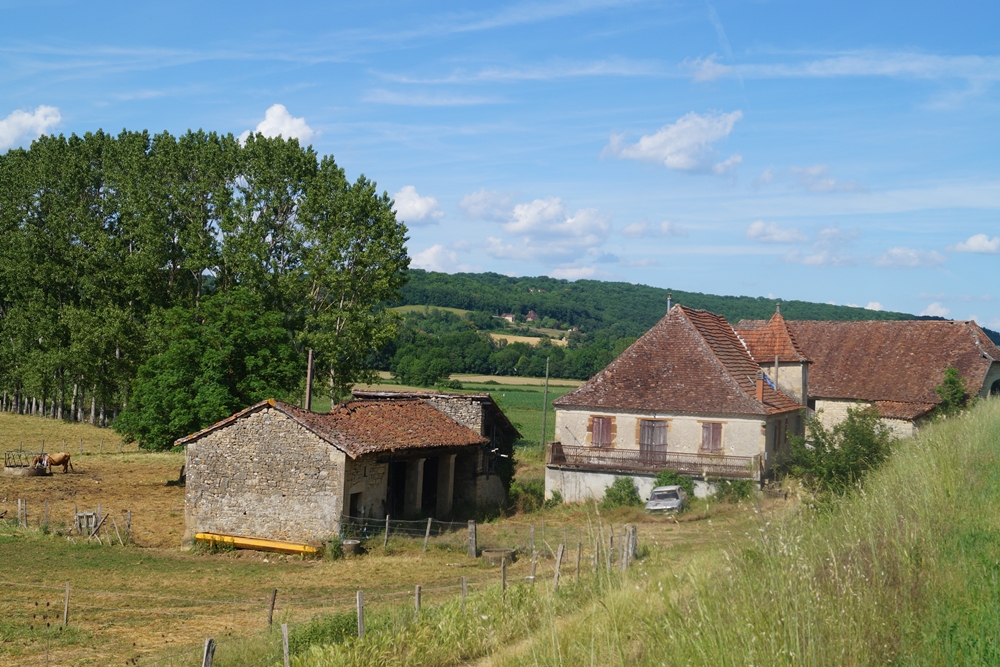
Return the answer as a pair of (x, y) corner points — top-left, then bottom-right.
(239, 104), (316, 144)
(620, 220), (686, 238)
(459, 189), (514, 221)
(619, 257), (660, 267)
(948, 233), (1000, 254)
(392, 185), (443, 224)
(745, 220), (807, 243)
(784, 227), (858, 267)
(550, 266), (599, 280)
(482, 196), (612, 261)
(0, 105), (61, 151)
(603, 111), (743, 173)
(411, 244), (479, 273)
(865, 302), (883, 311)
(874, 247), (947, 268)
(921, 302), (950, 317)
(791, 164), (863, 192)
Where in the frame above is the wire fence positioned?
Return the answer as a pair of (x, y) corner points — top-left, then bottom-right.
(0, 521), (641, 667)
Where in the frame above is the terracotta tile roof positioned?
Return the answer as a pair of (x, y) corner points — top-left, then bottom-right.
(874, 401), (937, 420)
(351, 390), (521, 439)
(553, 305), (802, 416)
(175, 398), (487, 457)
(735, 311), (810, 364)
(765, 319), (1000, 405)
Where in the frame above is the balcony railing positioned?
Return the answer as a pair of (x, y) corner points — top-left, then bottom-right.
(547, 443), (760, 480)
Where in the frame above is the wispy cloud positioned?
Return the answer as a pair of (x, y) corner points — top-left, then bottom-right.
(791, 164), (863, 192)
(364, 89), (504, 106)
(874, 247), (947, 268)
(686, 51), (1000, 85)
(784, 227), (858, 267)
(745, 220), (807, 243)
(0, 105), (60, 150)
(604, 110), (742, 173)
(620, 220), (686, 238)
(460, 189), (516, 221)
(378, 57), (665, 84)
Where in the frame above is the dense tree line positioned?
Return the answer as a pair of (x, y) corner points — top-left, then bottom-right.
(400, 269), (981, 338)
(0, 130), (407, 449)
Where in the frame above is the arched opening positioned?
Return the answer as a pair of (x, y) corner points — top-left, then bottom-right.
(991, 379), (1000, 397)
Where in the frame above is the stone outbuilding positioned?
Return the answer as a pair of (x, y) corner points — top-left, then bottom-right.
(181, 397), (501, 546)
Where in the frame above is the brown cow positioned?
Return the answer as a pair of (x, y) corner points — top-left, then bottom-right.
(31, 452), (74, 473)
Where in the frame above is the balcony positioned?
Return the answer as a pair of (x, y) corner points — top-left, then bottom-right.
(547, 442), (760, 480)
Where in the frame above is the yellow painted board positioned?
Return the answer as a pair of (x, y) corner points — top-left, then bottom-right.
(195, 532), (322, 556)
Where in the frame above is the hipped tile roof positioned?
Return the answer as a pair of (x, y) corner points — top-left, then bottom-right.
(553, 305), (801, 416)
(175, 398), (487, 457)
(737, 318), (1000, 406)
(736, 310), (810, 364)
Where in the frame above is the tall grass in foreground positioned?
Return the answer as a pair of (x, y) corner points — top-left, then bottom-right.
(492, 400), (1000, 666)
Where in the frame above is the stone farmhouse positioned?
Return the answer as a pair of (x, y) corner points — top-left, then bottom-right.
(546, 304), (1000, 503)
(737, 313), (1000, 437)
(182, 393), (517, 546)
(548, 305), (804, 502)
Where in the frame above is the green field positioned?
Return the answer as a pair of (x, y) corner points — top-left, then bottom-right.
(390, 304), (471, 316)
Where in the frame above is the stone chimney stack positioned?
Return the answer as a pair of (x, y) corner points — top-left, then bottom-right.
(755, 370), (765, 402)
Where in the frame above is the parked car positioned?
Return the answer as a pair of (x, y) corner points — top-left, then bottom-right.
(644, 485), (688, 513)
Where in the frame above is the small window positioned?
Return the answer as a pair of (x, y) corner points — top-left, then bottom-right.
(592, 416), (612, 447)
(701, 423), (723, 453)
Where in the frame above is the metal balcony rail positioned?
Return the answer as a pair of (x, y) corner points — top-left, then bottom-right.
(547, 443), (759, 479)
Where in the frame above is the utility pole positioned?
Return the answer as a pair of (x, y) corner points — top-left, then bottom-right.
(305, 349), (314, 411)
(540, 357), (550, 448)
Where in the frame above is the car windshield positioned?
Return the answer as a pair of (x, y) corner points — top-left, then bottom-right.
(651, 490), (679, 500)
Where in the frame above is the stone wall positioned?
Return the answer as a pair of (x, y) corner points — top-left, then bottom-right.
(343, 454), (389, 519)
(814, 399), (917, 439)
(184, 407), (346, 544)
(427, 397), (484, 434)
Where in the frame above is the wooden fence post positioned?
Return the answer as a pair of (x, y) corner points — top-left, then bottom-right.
(467, 520), (477, 558)
(529, 551), (537, 585)
(356, 591), (365, 638)
(553, 544), (565, 590)
(422, 517), (432, 553)
(63, 582), (69, 627)
(607, 534), (613, 571)
(267, 589), (278, 628)
(461, 576), (467, 613)
(201, 638), (216, 667)
(529, 524), (534, 552)
(501, 558), (507, 595)
(282, 623), (290, 667)
(414, 585), (421, 621)
(383, 515), (390, 548)
(575, 541), (582, 584)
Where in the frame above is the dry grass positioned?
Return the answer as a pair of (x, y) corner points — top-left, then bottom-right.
(0, 412), (131, 453)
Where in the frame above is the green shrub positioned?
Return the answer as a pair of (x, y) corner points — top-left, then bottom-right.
(933, 365), (973, 418)
(654, 470), (695, 497)
(785, 404), (896, 495)
(543, 490), (563, 510)
(601, 477), (642, 509)
(711, 479), (756, 503)
(508, 478), (545, 513)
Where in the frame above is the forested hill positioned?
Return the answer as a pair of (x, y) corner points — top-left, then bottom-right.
(399, 269), (966, 339)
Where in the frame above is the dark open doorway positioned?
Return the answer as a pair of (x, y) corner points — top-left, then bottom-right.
(421, 456), (439, 516)
(386, 461), (407, 518)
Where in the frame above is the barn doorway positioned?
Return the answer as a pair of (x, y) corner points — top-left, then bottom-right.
(349, 492), (362, 518)
(386, 461), (407, 518)
(992, 379), (1000, 396)
(421, 456), (439, 516)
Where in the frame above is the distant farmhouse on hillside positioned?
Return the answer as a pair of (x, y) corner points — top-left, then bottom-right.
(182, 393), (518, 546)
(546, 304), (1000, 502)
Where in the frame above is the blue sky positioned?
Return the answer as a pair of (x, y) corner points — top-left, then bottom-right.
(2, 1), (999, 326)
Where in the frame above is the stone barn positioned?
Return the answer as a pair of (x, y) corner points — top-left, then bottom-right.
(181, 398), (497, 546)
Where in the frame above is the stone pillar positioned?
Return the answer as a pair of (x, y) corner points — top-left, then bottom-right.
(404, 458), (425, 518)
(436, 454), (457, 518)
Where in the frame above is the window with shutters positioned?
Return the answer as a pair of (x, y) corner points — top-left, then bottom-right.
(639, 420), (667, 462)
(591, 416), (612, 447)
(700, 422), (723, 453)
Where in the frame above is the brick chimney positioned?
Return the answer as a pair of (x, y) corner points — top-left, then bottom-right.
(755, 370), (765, 402)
